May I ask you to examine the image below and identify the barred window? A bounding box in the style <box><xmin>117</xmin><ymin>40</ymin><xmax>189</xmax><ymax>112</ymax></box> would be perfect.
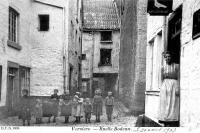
<box><xmin>9</xmin><ymin>7</ymin><xmax>19</xmax><ymax>43</ymax></box>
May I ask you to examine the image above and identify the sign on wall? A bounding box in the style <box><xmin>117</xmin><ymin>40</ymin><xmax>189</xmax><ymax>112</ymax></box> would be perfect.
<box><xmin>147</xmin><ymin>0</ymin><xmax>173</xmax><ymax>15</ymax></box>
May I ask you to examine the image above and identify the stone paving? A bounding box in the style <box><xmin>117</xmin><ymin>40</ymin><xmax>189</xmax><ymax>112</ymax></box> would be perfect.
<box><xmin>0</xmin><ymin>101</ymin><xmax>137</xmax><ymax>127</ymax></box>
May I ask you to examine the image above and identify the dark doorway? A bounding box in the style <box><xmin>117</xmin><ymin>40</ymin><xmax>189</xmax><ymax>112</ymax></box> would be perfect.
<box><xmin>167</xmin><ymin>5</ymin><xmax>182</xmax><ymax>127</ymax></box>
<box><xmin>168</xmin><ymin>5</ymin><xmax>182</xmax><ymax>64</ymax></box>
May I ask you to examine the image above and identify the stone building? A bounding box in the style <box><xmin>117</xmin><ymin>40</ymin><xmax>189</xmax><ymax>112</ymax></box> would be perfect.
<box><xmin>81</xmin><ymin>0</ymin><xmax>120</xmax><ymax>97</ymax></box>
<box><xmin>0</xmin><ymin>0</ymin><xmax>82</xmax><ymax>118</ymax></box>
<box><xmin>114</xmin><ymin>0</ymin><xmax>147</xmax><ymax>115</ymax></box>
<box><xmin>146</xmin><ymin>0</ymin><xmax>200</xmax><ymax>128</ymax></box>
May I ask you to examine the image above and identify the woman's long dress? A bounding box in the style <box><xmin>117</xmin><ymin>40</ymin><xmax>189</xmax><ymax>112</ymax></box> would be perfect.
<box><xmin>159</xmin><ymin>63</ymin><xmax>179</xmax><ymax>122</ymax></box>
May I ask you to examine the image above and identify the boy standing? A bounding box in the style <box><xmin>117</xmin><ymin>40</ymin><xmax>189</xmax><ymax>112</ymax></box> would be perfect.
<box><xmin>60</xmin><ymin>90</ymin><xmax>71</xmax><ymax>123</ymax></box>
<box><xmin>83</xmin><ymin>98</ymin><xmax>92</xmax><ymax>123</ymax></box>
<box><xmin>19</xmin><ymin>89</ymin><xmax>31</xmax><ymax>126</ymax></box>
<box><xmin>34</xmin><ymin>99</ymin><xmax>43</xmax><ymax>124</ymax></box>
<box><xmin>93</xmin><ymin>89</ymin><xmax>103</xmax><ymax>122</ymax></box>
<box><xmin>105</xmin><ymin>91</ymin><xmax>114</xmax><ymax>122</ymax></box>
<box><xmin>49</xmin><ymin>89</ymin><xmax>59</xmax><ymax>123</ymax></box>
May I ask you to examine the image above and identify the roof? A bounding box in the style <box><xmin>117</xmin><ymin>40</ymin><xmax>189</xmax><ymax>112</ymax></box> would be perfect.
<box><xmin>83</xmin><ymin>0</ymin><xmax>120</xmax><ymax>30</ymax></box>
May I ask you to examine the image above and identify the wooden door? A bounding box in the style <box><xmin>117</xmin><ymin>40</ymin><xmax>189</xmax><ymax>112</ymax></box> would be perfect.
<box><xmin>7</xmin><ymin>67</ymin><xmax>19</xmax><ymax>116</ymax></box>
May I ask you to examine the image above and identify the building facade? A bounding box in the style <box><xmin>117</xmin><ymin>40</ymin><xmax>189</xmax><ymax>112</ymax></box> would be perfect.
<box><xmin>81</xmin><ymin>0</ymin><xmax>120</xmax><ymax>98</ymax></box>
<box><xmin>0</xmin><ymin>0</ymin><xmax>82</xmax><ymax>118</ymax></box>
<box><xmin>114</xmin><ymin>0</ymin><xmax>147</xmax><ymax>115</ymax></box>
<box><xmin>146</xmin><ymin>0</ymin><xmax>200</xmax><ymax>128</ymax></box>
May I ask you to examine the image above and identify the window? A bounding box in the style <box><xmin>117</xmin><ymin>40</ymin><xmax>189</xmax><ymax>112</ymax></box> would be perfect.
<box><xmin>147</xmin><ymin>34</ymin><xmax>163</xmax><ymax>91</ymax></box>
<box><xmin>8</xmin><ymin>7</ymin><xmax>21</xmax><ymax>50</ymax></box>
<box><xmin>99</xmin><ymin>49</ymin><xmax>112</xmax><ymax>66</ymax></box>
<box><xmin>100</xmin><ymin>31</ymin><xmax>112</xmax><ymax>42</ymax></box>
<box><xmin>193</xmin><ymin>9</ymin><xmax>200</xmax><ymax>39</ymax></box>
<box><xmin>39</xmin><ymin>15</ymin><xmax>49</xmax><ymax>31</ymax></box>
<box><xmin>19</xmin><ymin>67</ymin><xmax>30</xmax><ymax>96</ymax></box>
<box><xmin>9</xmin><ymin>7</ymin><xmax>19</xmax><ymax>43</ymax></box>
<box><xmin>81</xmin><ymin>54</ymin><xmax>86</xmax><ymax>60</ymax></box>
<box><xmin>0</xmin><ymin>66</ymin><xmax>2</xmax><ymax>100</ymax></box>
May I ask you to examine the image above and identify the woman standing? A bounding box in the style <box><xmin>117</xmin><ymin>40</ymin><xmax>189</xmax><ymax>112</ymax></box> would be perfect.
<box><xmin>159</xmin><ymin>51</ymin><xmax>180</xmax><ymax>127</ymax></box>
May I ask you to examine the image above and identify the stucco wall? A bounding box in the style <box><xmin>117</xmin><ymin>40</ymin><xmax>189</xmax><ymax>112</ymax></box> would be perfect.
<box><xmin>0</xmin><ymin>0</ymin><xmax>32</xmax><ymax>107</ymax></box>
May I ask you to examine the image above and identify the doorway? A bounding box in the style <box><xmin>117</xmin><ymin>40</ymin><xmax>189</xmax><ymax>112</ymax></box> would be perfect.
<box><xmin>7</xmin><ymin>62</ymin><xmax>20</xmax><ymax>116</ymax></box>
<box><xmin>167</xmin><ymin>5</ymin><xmax>182</xmax><ymax>126</ymax></box>
<box><xmin>168</xmin><ymin>5</ymin><xmax>182</xmax><ymax>64</ymax></box>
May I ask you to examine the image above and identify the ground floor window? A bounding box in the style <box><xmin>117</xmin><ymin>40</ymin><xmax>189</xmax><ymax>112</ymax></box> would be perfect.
<box><xmin>19</xmin><ymin>66</ymin><xmax>30</xmax><ymax>96</ymax></box>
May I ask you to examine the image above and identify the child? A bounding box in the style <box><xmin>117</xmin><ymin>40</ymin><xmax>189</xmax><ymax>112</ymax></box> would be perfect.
<box><xmin>19</xmin><ymin>89</ymin><xmax>31</xmax><ymax>126</ymax></box>
<box><xmin>34</xmin><ymin>99</ymin><xmax>43</xmax><ymax>124</ymax></box>
<box><xmin>60</xmin><ymin>90</ymin><xmax>71</xmax><ymax>123</ymax></box>
<box><xmin>72</xmin><ymin>92</ymin><xmax>83</xmax><ymax>123</ymax></box>
<box><xmin>51</xmin><ymin>89</ymin><xmax>60</xmax><ymax>100</ymax></box>
<box><xmin>93</xmin><ymin>89</ymin><xmax>103</xmax><ymax>122</ymax></box>
<box><xmin>105</xmin><ymin>91</ymin><xmax>114</xmax><ymax>122</ymax></box>
<box><xmin>49</xmin><ymin>89</ymin><xmax>59</xmax><ymax>123</ymax></box>
<box><xmin>83</xmin><ymin>98</ymin><xmax>92</xmax><ymax>123</ymax></box>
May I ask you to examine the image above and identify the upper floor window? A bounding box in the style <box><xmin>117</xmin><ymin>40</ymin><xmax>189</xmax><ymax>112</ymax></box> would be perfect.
<box><xmin>8</xmin><ymin>7</ymin><xmax>21</xmax><ymax>50</ymax></box>
<box><xmin>193</xmin><ymin>9</ymin><xmax>200</xmax><ymax>39</ymax></box>
<box><xmin>39</xmin><ymin>15</ymin><xmax>49</xmax><ymax>31</ymax></box>
<box><xmin>100</xmin><ymin>31</ymin><xmax>112</xmax><ymax>42</ymax></box>
<box><xmin>81</xmin><ymin>54</ymin><xmax>86</xmax><ymax>60</ymax></box>
<box><xmin>9</xmin><ymin>7</ymin><xmax>19</xmax><ymax>43</ymax></box>
<box><xmin>99</xmin><ymin>49</ymin><xmax>112</xmax><ymax>66</ymax></box>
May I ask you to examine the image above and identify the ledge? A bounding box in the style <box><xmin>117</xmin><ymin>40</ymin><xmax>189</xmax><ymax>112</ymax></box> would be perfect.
<box><xmin>98</xmin><ymin>63</ymin><xmax>112</xmax><ymax>67</ymax></box>
<box><xmin>7</xmin><ymin>40</ymin><xmax>22</xmax><ymax>50</ymax></box>
<box><xmin>145</xmin><ymin>90</ymin><xmax>160</xmax><ymax>96</ymax></box>
<box><xmin>100</xmin><ymin>40</ymin><xmax>113</xmax><ymax>44</ymax></box>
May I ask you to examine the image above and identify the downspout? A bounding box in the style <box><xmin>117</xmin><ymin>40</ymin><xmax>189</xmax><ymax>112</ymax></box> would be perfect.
<box><xmin>89</xmin><ymin>31</ymin><xmax>95</xmax><ymax>98</ymax></box>
<box><xmin>63</xmin><ymin>7</ymin><xmax>67</xmax><ymax>93</ymax></box>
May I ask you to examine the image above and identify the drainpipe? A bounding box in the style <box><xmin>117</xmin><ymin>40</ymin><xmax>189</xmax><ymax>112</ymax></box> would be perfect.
<box><xmin>89</xmin><ymin>31</ymin><xmax>95</xmax><ymax>98</ymax></box>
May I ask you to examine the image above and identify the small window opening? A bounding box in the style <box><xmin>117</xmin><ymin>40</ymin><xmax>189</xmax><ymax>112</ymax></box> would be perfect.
<box><xmin>39</xmin><ymin>15</ymin><xmax>49</xmax><ymax>31</ymax></box>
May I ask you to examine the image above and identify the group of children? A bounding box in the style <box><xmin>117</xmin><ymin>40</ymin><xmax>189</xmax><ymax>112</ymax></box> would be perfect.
<box><xmin>19</xmin><ymin>88</ymin><xmax>114</xmax><ymax>126</ymax></box>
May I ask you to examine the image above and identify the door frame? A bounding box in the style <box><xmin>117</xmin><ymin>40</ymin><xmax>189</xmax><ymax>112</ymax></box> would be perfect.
<box><xmin>6</xmin><ymin>61</ymin><xmax>19</xmax><ymax>116</ymax></box>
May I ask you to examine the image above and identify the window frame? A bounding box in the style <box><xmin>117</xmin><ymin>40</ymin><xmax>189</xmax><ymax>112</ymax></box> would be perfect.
<box><xmin>99</xmin><ymin>49</ymin><xmax>112</xmax><ymax>66</ymax></box>
<box><xmin>19</xmin><ymin>66</ymin><xmax>30</xmax><ymax>97</ymax></box>
<box><xmin>8</xmin><ymin>7</ymin><xmax>21</xmax><ymax>50</ymax></box>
